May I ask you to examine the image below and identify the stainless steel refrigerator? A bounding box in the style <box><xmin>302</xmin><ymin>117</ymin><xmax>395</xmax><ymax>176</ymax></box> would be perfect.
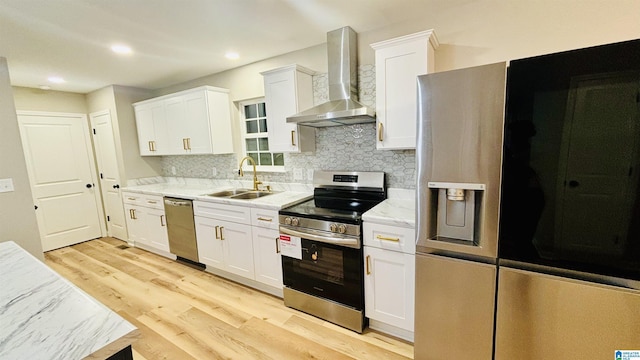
<box><xmin>415</xmin><ymin>40</ymin><xmax>640</xmax><ymax>360</ymax></box>
<box><xmin>414</xmin><ymin>62</ymin><xmax>506</xmax><ymax>360</ymax></box>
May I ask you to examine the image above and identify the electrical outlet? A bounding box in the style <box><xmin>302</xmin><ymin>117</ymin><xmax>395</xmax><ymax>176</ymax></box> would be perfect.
<box><xmin>212</xmin><ymin>167</ymin><xmax>217</xmax><ymax>177</ymax></box>
<box><xmin>293</xmin><ymin>168</ymin><xmax>303</xmax><ymax>181</ymax></box>
<box><xmin>307</xmin><ymin>169</ymin><xmax>314</xmax><ymax>181</ymax></box>
<box><xmin>0</xmin><ymin>178</ymin><xmax>15</xmax><ymax>193</ymax></box>
<box><xmin>171</xmin><ymin>166</ymin><xmax>176</xmax><ymax>175</ymax></box>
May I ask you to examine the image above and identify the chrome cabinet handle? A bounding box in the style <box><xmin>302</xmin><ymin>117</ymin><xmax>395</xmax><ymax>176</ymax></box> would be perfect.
<box><xmin>376</xmin><ymin>234</ymin><xmax>400</xmax><ymax>242</ymax></box>
<box><xmin>257</xmin><ymin>217</ymin><xmax>273</xmax><ymax>222</ymax></box>
<box><xmin>378</xmin><ymin>122</ymin><xmax>384</xmax><ymax>142</ymax></box>
<box><xmin>160</xmin><ymin>215</ymin><xmax>165</xmax><ymax>226</ymax></box>
<box><xmin>148</xmin><ymin>141</ymin><xmax>153</xmax><ymax>151</ymax></box>
<box><xmin>215</xmin><ymin>225</ymin><xmax>220</xmax><ymax>240</ymax></box>
<box><xmin>291</xmin><ymin>130</ymin><xmax>296</xmax><ymax>146</ymax></box>
<box><xmin>187</xmin><ymin>138</ymin><xmax>191</xmax><ymax>150</ymax></box>
<box><xmin>220</xmin><ymin>226</ymin><xmax>225</xmax><ymax>240</ymax></box>
<box><xmin>275</xmin><ymin>237</ymin><xmax>281</xmax><ymax>254</ymax></box>
<box><xmin>366</xmin><ymin>255</ymin><xmax>371</xmax><ymax>275</ymax></box>
<box><xmin>131</xmin><ymin>209</ymin><xmax>137</xmax><ymax>220</ymax></box>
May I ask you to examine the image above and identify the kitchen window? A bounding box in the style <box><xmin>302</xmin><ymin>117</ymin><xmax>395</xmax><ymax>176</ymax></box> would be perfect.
<box><xmin>240</xmin><ymin>99</ymin><xmax>284</xmax><ymax>171</ymax></box>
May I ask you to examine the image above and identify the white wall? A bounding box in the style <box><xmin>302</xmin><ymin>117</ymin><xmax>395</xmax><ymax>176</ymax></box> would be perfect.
<box><xmin>0</xmin><ymin>58</ymin><xmax>43</xmax><ymax>260</ymax></box>
<box><xmin>153</xmin><ymin>1</ymin><xmax>640</xmax><ymax>102</ymax></box>
<box><xmin>12</xmin><ymin>86</ymin><xmax>88</xmax><ymax>113</ymax></box>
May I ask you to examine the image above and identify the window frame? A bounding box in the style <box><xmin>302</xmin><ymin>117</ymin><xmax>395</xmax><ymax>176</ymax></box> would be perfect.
<box><xmin>238</xmin><ymin>98</ymin><xmax>285</xmax><ymax>173</ymax></box>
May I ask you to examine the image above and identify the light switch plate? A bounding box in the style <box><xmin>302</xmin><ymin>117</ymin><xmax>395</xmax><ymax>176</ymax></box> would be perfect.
<box><xmin>307</xmin><ymin>169</ymin><xmax>314</xmax><ymax>180</ymax></box>
<box><xmin>293</xmin><ymin>168</ymin><xmax>303</xmax><ymax>181</ymax></box>
<box><xmin>0</xmin><ymin>178</ymin><xmax>15</xmax><ymax>193</ymax></box>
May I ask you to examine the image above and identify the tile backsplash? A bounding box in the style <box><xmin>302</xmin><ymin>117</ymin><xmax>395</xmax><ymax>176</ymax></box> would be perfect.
<box><xmin>160</xmin><ymin>65</ymin><xmax>416</xmax><ymax>189</ymax></box>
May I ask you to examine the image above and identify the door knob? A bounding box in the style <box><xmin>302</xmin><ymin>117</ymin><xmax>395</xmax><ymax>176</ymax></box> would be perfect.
<box><xmin>113</xmin><ymin>184</ymin><xmax>120</xmax><ymax>189</ymax></box>
<box><xmin>86</xmin><ymin>183</ymin><xmax>93</xmax><ymax>188</ymax></box>
<box><xmin>568</xmin><ymin>180</ymin><xmax>580</xmax><ymax>188</ymax></box>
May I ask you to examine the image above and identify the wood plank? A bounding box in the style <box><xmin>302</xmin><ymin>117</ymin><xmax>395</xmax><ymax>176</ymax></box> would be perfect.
<box><xmin>71</xmin><ymin>241</ymin><xmax>160</xmax><ymax>282</ymax></box>
<box><xmin>43</xmin><ymin>239</ymin><xmax>414</xmax><ymax>359</ymax></box>
<box><xmin>237</xmin><ymin>316</ymin><xmax>355</xmax><ymax>360</ymax></box>
<box><xmin>283</xmin><ymin>315</ymin><xmax>413</xmax><ymax>360</ymax></box>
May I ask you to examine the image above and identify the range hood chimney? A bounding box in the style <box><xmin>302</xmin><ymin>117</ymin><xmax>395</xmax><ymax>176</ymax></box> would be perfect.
<box><xmin>286</xmin><ymin>26</ymin><xmax>375</xmax><ymax>127</ymax></box>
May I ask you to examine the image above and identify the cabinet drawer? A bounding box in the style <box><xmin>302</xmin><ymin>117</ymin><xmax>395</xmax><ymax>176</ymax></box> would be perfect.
<box><xmin>193</xmin><ymin>201</ymin><xmax>251</xmax><ymax>224</ymax></box>
<box><xmin>122</xmin><ymin>192</ymin><xmax>144</xmax><ymax>206</ymax></box>
<box><xmin>363</xmin><ymin>222</ymin><xmax>415</xmax><ymax>254</ymax></box>
<box><xmin>143</xmin><ymin>194</ymin><xmax>164</xmax><ymax>209</ymax></box>
<box><xmin>250</xmin><ymin>208</ymin><xmax>279</xmax><ymax>230</ymax></box>
<box><xmin>122</xmin><ymin>192</ymin><xmax>164</xmax><ymax>209</ymax></box>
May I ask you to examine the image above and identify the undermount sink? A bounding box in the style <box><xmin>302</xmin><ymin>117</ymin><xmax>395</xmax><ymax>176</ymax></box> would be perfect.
<box><xmin>204</xmin><ymin>189</ymin><xmax>278</xmax><ymax>200</ymax></box>
<box><xmin>205</xmin><ymin>189</ymin><xmax>253</xmax><ymax>197</ymax></box>
<box><xmin>229</xmin><ymin>191</ymin><xmax>277</xmax><ymax>200</ymax></box>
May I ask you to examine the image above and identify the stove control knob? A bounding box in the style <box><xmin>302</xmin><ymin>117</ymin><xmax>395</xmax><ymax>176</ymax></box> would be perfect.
<box><xmin>337</xmin><ymin>224</ymin><xmax>347</xmax><ymax>234</ymax></box>
<box><xmin>329</xmin><ymin>223</ymin><xmax>337</xmax><ymax>232</ymax></box>
<box><xmin>284</xmin><ymin>217</ymin><xmax>292</xmax><ymax>225</ymax></box>
<box><xmin>291</xmin><ymin>217</ymin><xmax>300</xmax><ymax>226</ymax></box>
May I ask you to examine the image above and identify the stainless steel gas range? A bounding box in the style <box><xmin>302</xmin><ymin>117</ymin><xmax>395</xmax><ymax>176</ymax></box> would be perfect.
<box><xmin>278</xmin><ymin>171</ymin><xmax>386</xmax><ymax>333</ymax></box>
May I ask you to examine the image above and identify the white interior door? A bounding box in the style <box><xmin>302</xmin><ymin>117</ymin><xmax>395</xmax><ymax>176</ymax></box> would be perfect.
<box><xmin>90</xmin><ymin>110</ymin><xmax>127</xmax><ymax>240</ymax></box>
<box><xmin>18</xmin><ymin>111</ymin><xmax>104</xmax><ymax>251</ymax></box>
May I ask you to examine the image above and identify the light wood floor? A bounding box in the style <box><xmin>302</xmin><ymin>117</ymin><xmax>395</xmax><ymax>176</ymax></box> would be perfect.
<box><xmin>44</xmin><ymin>237</ymin><xmax>413</xmax><ymax>360</ymax></box>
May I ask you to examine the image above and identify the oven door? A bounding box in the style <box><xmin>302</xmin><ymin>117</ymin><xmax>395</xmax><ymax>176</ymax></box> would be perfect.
<box><xmin>281</xmin><ymin>234</ymin><xmax>364</xmax><ymax>310</ymax></box>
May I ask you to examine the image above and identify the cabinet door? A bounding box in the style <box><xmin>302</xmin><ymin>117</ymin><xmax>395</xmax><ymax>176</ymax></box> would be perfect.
<box><xmin>124</xmin><ymin>204</ymin><xmax>150</xmax><ymax>247</ymax></box>
<box><xmin>205</xmin><ymin>90</ymin><xmax>234</xmax><ymax>154</ymax></box>
<box><xmin>373</xmin><ymin>31</ymin><xmax>435</xmax><ymax>150</ymax></box>
<box><xmin>194</xmin><ymin>215</ymin><xmax>224</xmax><ymax>270</ymax></box>
<box><xmin>146</xmin><ymin>208</ymin><xmax>169</xmax><ymax>252</ymax></box>
<box><xmin>218</xmin><ymin>219</ymin><xmax>255</xmax><ymax>279</ymax></box>
<box><xmin>252</xmin><ymin>227</ymin><xmax>282</xmax><ymax>288</ymax></box>
<box><xmin>134</xmin><ymin>102</ymin><xmax>166</xmax><ymax>156</ymax></box>
<box><xmin>364</xmin><ymin>246</ymin><xmax>415</xmax><ymax>331</ymax></box>
<box><xmin>164</xmin><ymin>95</ymin><xmax>190</xmax><ymax>154</ymax></box>
<box><xmin>183</xmin><ymin>91</ymin><xmax>213</xmax><ymax>154</ymax></box>
<box><xmin>263</xmin><ymin>67</ymin><xmax>315</xmax><ymax>153</ymax></box>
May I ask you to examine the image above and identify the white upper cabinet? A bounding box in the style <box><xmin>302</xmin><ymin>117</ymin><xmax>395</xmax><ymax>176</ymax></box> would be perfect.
<box><xmin>133</xmin><ymin>86</ymin><xmax>233</xmax><ymax>156</ymax></box>
<box><xmin>261</xmin><ymin>64</ymin><xmax>316</xmax><ymax>153</ymax></box>
<box><xmin>134</xmin><ymin>100</ymin><xmax>167</xmax><ymax>155</ymax></box>
<box><xmin>371</xmin><ymin>30</ymin><xmax>438</xmax><ymax>150</ymax></box>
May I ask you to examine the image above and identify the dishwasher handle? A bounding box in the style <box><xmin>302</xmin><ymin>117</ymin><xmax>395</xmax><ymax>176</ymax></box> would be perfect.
<box><xmin>164</xmin><ymin>198</ymin><xmax>192</xmax><ymax>207</ymax></box>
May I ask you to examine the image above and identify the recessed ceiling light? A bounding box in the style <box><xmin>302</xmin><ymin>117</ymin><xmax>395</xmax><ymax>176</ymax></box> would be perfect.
<box><xmin>225</xmin><ymin>52</ymin><xmax>239</xmax><ymax>60</ymax></box>
<box><xmin>111</xmin><ymin>44</ymin><xmax>132</xmax><ymax>55</ymax></box>
<box><xmin>47</xmin><ymin>76</ymin><xmax>65</xmax><ymax>84</ymax></box>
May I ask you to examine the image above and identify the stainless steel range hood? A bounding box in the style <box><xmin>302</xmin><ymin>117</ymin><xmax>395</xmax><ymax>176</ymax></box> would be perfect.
<box><xmin>286</xmin><ymin>26</ymin><xmax>375</xmax><ymax>127</ymax></box>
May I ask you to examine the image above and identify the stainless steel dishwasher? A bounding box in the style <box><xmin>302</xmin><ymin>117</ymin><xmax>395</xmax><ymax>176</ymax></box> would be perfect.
<box><xmin>163</xmin><ymin>197</ymin><xmax>200</xmax><ymax>264</ymax></box>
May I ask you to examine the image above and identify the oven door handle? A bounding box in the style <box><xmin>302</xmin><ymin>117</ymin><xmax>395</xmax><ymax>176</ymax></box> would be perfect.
<box><xmin>279</xmin><ymin>226</ymin><xmax>361</xmax><ymax>249</ymax></box>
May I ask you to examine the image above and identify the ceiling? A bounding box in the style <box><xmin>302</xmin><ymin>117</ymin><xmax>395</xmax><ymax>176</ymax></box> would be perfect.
<box><xmin>0</xmin><ymin>0</ymin><xmax>438</xmax><ymax>94</ymax></box>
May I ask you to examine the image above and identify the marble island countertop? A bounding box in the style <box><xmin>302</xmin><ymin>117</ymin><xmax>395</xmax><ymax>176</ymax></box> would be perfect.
<box><xmin>122</xmin><ymin>181</ymin><xmax>313</xmax><ymax>210</ymax></box>
<box><xmin>0</xmin><ymin>241</ymin><xmax>138</xmax><ymax>359</ymax></box>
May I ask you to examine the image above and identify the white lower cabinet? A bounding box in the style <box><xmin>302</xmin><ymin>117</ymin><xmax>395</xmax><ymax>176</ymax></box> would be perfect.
<box><xmin>364</xmin><ymin>246</ymin><xmax>415</xmax><ymax>331</ymax></box>
<box><xmin>122</xmin><ymin>192</ymin><xmax>170</xmax><ymax>256</ymax></box>
<box><xmin>194</xmin><ymin>202</ymin><xmax>283</xmax><ymax>295</ymax></box>
<box><xmin>194</xmin><ymin>215</ymin><xmax>254</xmax><ymax>278</ymax></box>
<box><xmin>363</xmin><ymin>221</ymin><xmax>415</xmax><ymax>341</ymax></box>
<box><xmin>252</xmin><ymin>227</ymin><xmax>282</xmax><ymax>288</ymax></box>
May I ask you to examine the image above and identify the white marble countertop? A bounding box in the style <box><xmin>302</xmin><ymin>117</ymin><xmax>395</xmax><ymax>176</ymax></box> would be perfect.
<box><xmin>122</xmin><ymin>182</ymin><xmax>313</xmax><ymax>210</ymax></box>
<box><xmin>0</xmin><ymin>241</ymin><xmax>139</xmax><ymax>360</ymax></box>
<box><xmin>363</xmin><ymin>196</ymin><xmax>415</xmax><ymax>228</ymax></box>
